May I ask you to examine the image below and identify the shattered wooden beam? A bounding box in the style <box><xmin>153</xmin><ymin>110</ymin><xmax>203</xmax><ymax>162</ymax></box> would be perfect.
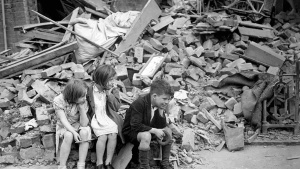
<box><xmin>14</xmin><ymin>21</ymin><xmax>70</xmax><ymax>32</ymax></box>
<box><xmin>0</xmin><ymin>41</ymin><xmax>78</xmax><ymax>78</ymax></box>
<box><xmin>85</xmin><ymin>7</ymin><xmax>108</xmax><ymax>18</ymax></box>
<box><xmin>23</xmin><ymin>30</ymin><xmax>63</xmax><ymax>43</ymax></box>
<box><xmin>62</xmin><ymin>7</ymin><xmax>80</xmax><ymax>43</ymax></box>
<box><xmin>114</xmin><ymin>0</ymin><xmax>162</xmax><ymax>54</ymax></box>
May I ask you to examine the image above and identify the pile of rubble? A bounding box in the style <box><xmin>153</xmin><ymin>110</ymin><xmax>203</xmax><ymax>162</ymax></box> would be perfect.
<box><xmin>1</xmin><ymin>0</ymin><xmax>300</xmax><ymax>168</ymax></box>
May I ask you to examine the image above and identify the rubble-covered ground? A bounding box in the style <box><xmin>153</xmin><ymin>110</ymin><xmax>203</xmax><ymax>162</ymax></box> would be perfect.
<box><xmin>1</xmin><ymin>0</ymin><xmax>300</xmax><ymax>168</ymax></box>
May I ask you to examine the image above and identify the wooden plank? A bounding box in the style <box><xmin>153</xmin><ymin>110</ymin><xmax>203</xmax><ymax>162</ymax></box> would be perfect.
<box><xmin>238</xmin><ymin>21</ymin><xmax>273</xmax><ymax>29</ymax></box>
<box><xmin>112</xmin><ymin>143</ymin><xmax>134</xmax><ymax>169</ymax></box>
<box><xmin>85</xmin><ymin>7</ymin><xmax>108</xmax><ymax>18</ymax></box>
<box><xmin>114</xmin><ymin>0</ymin><xmax>162</xmax><ymax>54</ymax></box>
<box><xmin>238</xmin><ymin>27</ymin><xmax>274</xmax><ymax>39</ymax></box>
<box><xmin>14</xmin><ymin>21</ymin><xmax>70</xmax><ymax>32</ymax></box>
<box><xmin>0</xmin><ymin>41</ymin><xmax>78</xmax><ymax>78</ymax></box>
<box><xmin>62</xmin><ymin>8</ymin><xmax>80</xmax><ymax>43</ymax></box>
<box><xmin>23</xmin><ymin>30</ymin><xmax>63</xmax><ymax>42</ymax></box>
<box><xmin>84</xmin><ymin>0</ymin><xmax>108</xmax><ymax>11</ymax></box>
<box><xmin>15</xmin><ymin>42</ymin><xmax>38</xmax><ymax>49</ymax></box>
<box><xmin>0</xmin><ymin>55</ymin><xmax>16</xmax><ymax>61</ymax></box>
<box><xmin>0</xmin><ymin>49</ymin><xmax>11</xmax><ymax>55</ymax></box>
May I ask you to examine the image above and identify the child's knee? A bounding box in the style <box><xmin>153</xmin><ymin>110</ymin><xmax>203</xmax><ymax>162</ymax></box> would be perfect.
<box><xmin>97</xmin><ymin>135</ymin><xmax>108</xmax><ymax>142</ymax></box>
<box><xmin>79</xmin><ymin>127</ymin><xmax>91</xmax><ymax>138</ymax></box>
<box><xmin>63</xmin><ymin>131</ymin><xmax>74</xmax><ymax>143</ymax></box>
<box><xmin>108</xmin><ymin>133</ymin><xmax>117</xmax><ymax>140</ymax></box>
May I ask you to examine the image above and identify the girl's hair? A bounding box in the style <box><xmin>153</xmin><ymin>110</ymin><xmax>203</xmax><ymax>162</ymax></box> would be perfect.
<box><xmin>62</xmin><ymin>79</ymin><xmax>87</xmax><ymax>104</ymax></box>
<box><xmin>92</xmin><ymin>65</ymin><xmax>116</xmax><ymax>89</ymax></box>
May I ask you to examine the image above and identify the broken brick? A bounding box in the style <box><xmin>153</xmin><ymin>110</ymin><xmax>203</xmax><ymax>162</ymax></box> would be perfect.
<box><xmin>60</xmin><ymin>62</ymin><xmax>76</xmax><ymax>70</ymax></box>
<box><xmin>169</xmin><ymin>68</ymin><xmax>184</xmax><ymax>79</ymax></box>
<box><xmin>10</xmin><ymin>122</ymin><xmax>26</xmax><ymax>134</ymax></box>
<box><xmin>35</xmin><ymin>106</ymin><xmax>50</xmax><ymax>125</ymax></box>
<box><xmin>0</xmin><ymin>89</ymin><xmax>15</xmax><ymax>101</ymax></box>
<box><xmin>31</xmin><ymin>80</ymin><xmax>49</xmax><ymax>94</ymax></box>
<box><xmin>237</xmin><ymin>63</ymin><xmax>253</xmax><ymax>72</ymax></box>
<box><xmin>72</xmin><ymin>64</ymin><xmax>85</xmax><ymax>79</ymax></box>
<box><xmin>42</xmin><ymin>134</ymin><xmax>55</xmax><ymax>149</ymax></box>
<box><xmin>115</xmin><ymin>65</ymin><xmax>128</xmax><ymax>80</ymax></box>
<box><xmin>16</xmin><ymin>135</ymin><xmax>41</xmax><ymax>148</ymax></box>
<box><xmin>149</xmin><ymin>38</ymin><xmax>164</xmax><ymax>51</ymax></box>
<box><xmin>134</xmin><ymin>46</ymin><xmax>144</xmax><ymax>63</ymax></box>
<box><xmin>143</xmin><ymin>41</ymin><xmax>159</xmax><ymax>54</ymax></box>
<box><xmin>233</xmin><ymin>102</ymin><xmax>243</xmax><ymax>116</ymax></box>
<box><xmin>173</xmin><ymin>17</ymin><xmax>188</xmax><ymax>28</ymax></box>
<box><xmin>21</xmin><ymin>76</ymin><xmax>35</xmax><ymax>87</ymax></box>
<box><xmin>39</xmin><ymin>125</ymin><xmax>54</xmax><ymax>133</ymax></box>
<box><xmin>0</xmin><ymin>155</ymin><xmax>16</xmax><ymax>164</ymax></box>
<box><xmin>211</xmin><ymin>94</ymin><xmax>225</xmax><ymax>108</ymax></box>
<box><xmin>0</xmin><ymin>98</ymin><xmax>10</xmax><ymax>108</ymax></box>
<box><xmin>167</xmin><ymin>25</ymin><xmax>177</xmax><ymax>35</ymax></box>
<box><xmin>41</xmin><ymin>65</ymin><xmax>62</xmax><ymax>78</ymax></box>
<box><xmin>258</xmin><ymin>65</ymin><xmax>267</xmax><ymax>72</ymax></box>
<box><xmin>203</xmin><ymin>39</ymin><xmax>213</xmax><ymax>50</ymax></box>
<box><xmin>132</xmin><ymin>73</ymin><xmax>142</xmax><ymax>86</ymax></box>
<box><xmin>219</xmin><ymin>67</ymin><xmax>238</xmax><ymax>76</ymax></box>
<box><xmin>196</xmin><ymin>111</ymin><xmax>209</xmax><ymax>124</ymax></box>
<box><xmin>19</xmin><ymin>106</ymin><xmax>32</xmax><ymax>118</ymax></box>
<box><xmin>225</xmin><ymin>97</ymin><xmax>238</xmax><ymax>110</ymax></box>
<box><xmin>233</xmin><ymin>33</ymin><xmax>241</xmax><ymax>42</ymax></box>
<box><xmin>19</xmin><ymin>147</ymin><xmax>44</xmax><ymax>160</ymax></box>
<box><xmin>168</xmin><ymin>80</ymin><xmax>181</xmax><ymax>91</ymax></box>
<box><xmin>267</xmin><ymin>66</ymin><xmax>280</xmax><ymax>75</ymax></box>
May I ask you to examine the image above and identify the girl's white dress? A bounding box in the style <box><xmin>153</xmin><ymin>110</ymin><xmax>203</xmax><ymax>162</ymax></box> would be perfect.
<box><xmin>91</xmin><ymin>85</ymin><xmax>118</xmax><ymax>136</ymax></box>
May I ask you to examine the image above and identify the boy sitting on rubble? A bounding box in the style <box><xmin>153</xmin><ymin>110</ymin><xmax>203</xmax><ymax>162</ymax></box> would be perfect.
<box><xmin>53</xmin><ymin>79</ymin><xmax>91</xmax><ymax>169</ymax></box>
<box><xmin>122</xmin><ymin>78</ymin><xmax>174</xmax><ymax>169</ymax></box>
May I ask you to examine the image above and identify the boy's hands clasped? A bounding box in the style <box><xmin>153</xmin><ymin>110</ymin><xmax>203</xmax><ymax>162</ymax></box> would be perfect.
<box><xmin>154</xmin><ymin>128</ymin><xmax>165</xmax><ymax>140</ymax></box>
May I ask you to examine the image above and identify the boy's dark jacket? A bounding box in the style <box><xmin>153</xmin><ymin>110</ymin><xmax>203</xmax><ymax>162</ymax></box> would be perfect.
<box><xmin>86</xmin><ymin>82</ymin><xmax>125</xmax><ymax>144</ymax></box>
<box><xmin>122</xmin><ymin>93</ymin><xmax>167</xmax><ymax>139</ymax></box>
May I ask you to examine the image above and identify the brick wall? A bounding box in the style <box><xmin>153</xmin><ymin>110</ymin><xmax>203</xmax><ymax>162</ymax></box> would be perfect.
<box><xmin>0</xmin><ymin>0</ymin><xmax>38</xmax><ymax>52</ymax></box>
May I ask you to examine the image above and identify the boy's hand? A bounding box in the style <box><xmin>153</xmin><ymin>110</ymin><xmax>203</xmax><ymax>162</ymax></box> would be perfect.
<box><xmin>154</xmin><ymin>129</ymin><xmax>165</xmax><ymax>140</ymax></box>
<box><xmin>72</xmin><ymin>131</ymin><xmax>81</xmax><ymax>142</ymax></box>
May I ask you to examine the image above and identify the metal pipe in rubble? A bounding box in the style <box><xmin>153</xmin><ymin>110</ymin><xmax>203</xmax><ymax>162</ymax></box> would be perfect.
<box><xmin>1</xmin><ymin>0</ymin><xmax>7</xmax><ymax>50</ymax></box>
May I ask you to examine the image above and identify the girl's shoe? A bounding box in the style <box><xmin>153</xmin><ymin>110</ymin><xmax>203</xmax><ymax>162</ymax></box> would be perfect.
<box><xmin>77</xmin><ymin>162</ymin><xmax>85</xmax><ymax>169</ymax></box>
<box><xmin>105</xmin><ymin>163</ymin><xmax>114</xmax><ymax>169</ymax></box>
<box><xmin>96</xmin><ymin>164</ymin><xmax>106</xmax><ymax>169</ymax></box>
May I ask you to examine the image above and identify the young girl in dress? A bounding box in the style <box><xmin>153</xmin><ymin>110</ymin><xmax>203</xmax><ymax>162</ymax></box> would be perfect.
<box><xmin>53</xmin><ymin>79</ymin><xmax>91</xmax><ymax>169</ymax></box>
<box><xmin>87</xmin><ymin>65</ymin><xmax>124</xmax><ymax>169</ymax></box>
